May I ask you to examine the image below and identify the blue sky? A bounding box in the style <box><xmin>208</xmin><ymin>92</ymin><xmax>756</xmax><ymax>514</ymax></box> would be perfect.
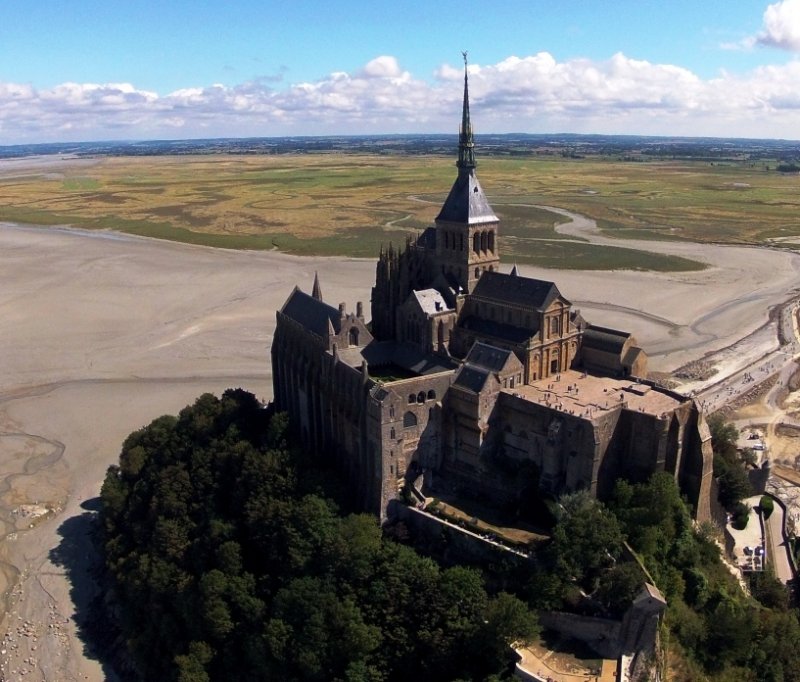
<box><xmin>2</xmin><ymin>0</ymin><xmax>800</xmax><ymax>143</ymax></box>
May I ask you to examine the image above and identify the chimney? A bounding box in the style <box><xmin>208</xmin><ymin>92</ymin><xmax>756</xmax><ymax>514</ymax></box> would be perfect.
<box><xmin>338</xmin><ymin>303</ymin><xmax>346</xmax><ymax>319</ymax></box>
<box><xmin>356</xmin><ymin>301</ymin><xmax>363</xmax><ymax>319</ymax></box>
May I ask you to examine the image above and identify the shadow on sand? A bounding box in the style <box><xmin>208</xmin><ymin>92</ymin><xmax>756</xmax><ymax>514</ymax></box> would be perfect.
<box><xmin>48</xmin><ymin>497</ymin><xmax>122</xmax><ymax>681</ymax></box>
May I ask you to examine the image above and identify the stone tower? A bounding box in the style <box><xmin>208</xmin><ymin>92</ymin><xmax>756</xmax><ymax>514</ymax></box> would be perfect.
<box><xmin>434</xmin><ymin>53</ymin><xmax>499</xmax><ymax>294</ymax></box>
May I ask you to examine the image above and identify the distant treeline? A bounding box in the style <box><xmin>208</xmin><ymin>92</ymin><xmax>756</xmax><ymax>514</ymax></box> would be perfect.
<box><xmin>4</xmin><ymin>133</ymin><xmax>800</xmax><ymax>161</ymax></box>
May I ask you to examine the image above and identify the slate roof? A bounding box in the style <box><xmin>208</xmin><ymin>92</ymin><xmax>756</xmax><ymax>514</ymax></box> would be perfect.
<box><xmin>465</xmin><ymin>342</ymin><xmax>514</xmax><ymax>372</ymax></box>
<box><xmin>582</xmin><ymin>324</ymin><xmax>630</xmax><ymax>354</ymax></box>
<box><xmin>453</xmin><ymin>364</ymin><xmax>491</xmax><ymax>393</ymax></box>
<box><xmin>459</xmin><ymin>315</ymin><xmax>536</xmax><ymax>344</ymax></box>
<box><xmin>472</xmin><ymin>271</ymin><xmax>563</xmax><ymax>310</ymax></box>
<box><xmin>280</xmin><ymin>287</ymin><xmax>341</xmax><ymax>337</ymax></box>
<box><xmin>417</xmin><ymin>227</ymin><xmax>436</xmax><ymax>249</ymax></box>
<box><xmin>435</xmin><ymin>170</ymin><xmax>498</xmax><ymax>225</ymax></box>
<box><xmin>338</xmin><ymin>341</ymin><xmax>456</xmax><ymax>376</ymax></box>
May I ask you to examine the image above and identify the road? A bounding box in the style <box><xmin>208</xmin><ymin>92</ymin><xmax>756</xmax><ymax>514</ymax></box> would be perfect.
<box><xmin>764</xmin><ymin>500</ymin><xmax>795</xmax><ymax>585</ymax></box>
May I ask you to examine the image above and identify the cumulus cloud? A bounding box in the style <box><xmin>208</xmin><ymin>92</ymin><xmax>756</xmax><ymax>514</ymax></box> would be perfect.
<box><xmin>3</xmin><ymin>52</ymin><xmax>800</xmax><ymax>142</ymax></box>
<box><xmin>757</xmin><ymin>0</ymin><xmax>800</xmax><ymax>50</ymax></box>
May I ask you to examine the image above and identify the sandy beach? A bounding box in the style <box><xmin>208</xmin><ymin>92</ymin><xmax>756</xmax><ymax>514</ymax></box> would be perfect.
<box><xmin>1</xmin><ymin>216</ymin><xmax>799</xmax><ymax>680</ymax></box>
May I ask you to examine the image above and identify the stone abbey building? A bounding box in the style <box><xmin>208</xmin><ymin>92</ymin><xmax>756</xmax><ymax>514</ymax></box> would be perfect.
<box><xmin>272</xmin><ymin>62</ymin><xmax>713</xmax><ymax>523</ymax></box>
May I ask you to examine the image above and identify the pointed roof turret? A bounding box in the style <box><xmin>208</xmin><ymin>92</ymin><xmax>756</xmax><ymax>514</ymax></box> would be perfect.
<box><xmin>312</xmin><ymin>271</ymin><xmax>323</xmax><ymax>301</ymax></box>
<box><xmin>457</xmin><ymin>51</ymin><xmax>476</xmax><ymax>171</ymax></box>
<box><xmin>435</xmin><ymin>52</ymin><xmax>497</xmax><ymax>226</ymax></box>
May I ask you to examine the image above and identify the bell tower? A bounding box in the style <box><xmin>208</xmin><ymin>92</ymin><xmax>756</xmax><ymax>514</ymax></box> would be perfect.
<box><xmin>434</xmin><ymin>52</ymin><xmax>500</xmax><ymax>294</ymax></box>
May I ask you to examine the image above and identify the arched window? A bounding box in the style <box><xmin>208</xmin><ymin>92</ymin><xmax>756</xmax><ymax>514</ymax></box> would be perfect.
<box><xmin>481</xmin><ymin>231</ymin><xmax>488</xmax><ymax>252</ymax></box>
<box><xmin>417</xmin><ymin>391</ymin><xmax>426</xmax><ymax>403</ymax></box>
<box><xmin>427</xmin><ymin>389</ymin><xmax>436</xmax><ymax>400</ymax></box>
<box><xmin>488</xmin><ymin>265</ymin><xmax>494</xmax><ymax>272</ymax></box>
<box><xmin>474</xmin><ymin>266</ymin><xmax>480</xmax><ymax>279</ymax></box>
<box><xmin>488</xmin><ymin>231</ymin><xmax>495</xmax><ymax>253</ymax></box>
<box><xmin>390</xmin><ymin>427</ymin><xmax>396</xmax><ymax>439</ymax></box>
<box><xmin>349</xmin><ymin>327</ymin><xmax>359</xmax><ymax>346</ymax></box>
<box><xmin>408</xmin><ymin>394</ymin><xmax>415</xmax><ymax>404</ymax></box>
<box><xmin>403</xmin><ymin>411</ymin><xmax>418</xmax><ymax>428</ymax></box>
<box><xmin>473</xmin><ymin>233</ymin><xmax>480</xmax><ymax>253</ymax></box>
<box><xmin>389</xmin><ymin>406</ymin><xmax>395</xmax><ymax>418</ymax></box>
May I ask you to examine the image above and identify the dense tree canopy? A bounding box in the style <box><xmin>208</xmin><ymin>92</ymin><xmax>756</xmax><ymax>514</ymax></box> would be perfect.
<box><xmin>99</xmin><ymin>390</ymin><xmax>538</xmax><ymax>681</ymax></box>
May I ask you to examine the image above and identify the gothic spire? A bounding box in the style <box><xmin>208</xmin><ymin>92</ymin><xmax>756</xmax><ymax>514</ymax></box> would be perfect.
<box><xmin>312</xmin><ymin>271</ymin><xmax>323</xmax><ymax>301</ymax></box>
<box><xmin>457</xmin><ymin>51</ymin><xmax>476</xmax><ymax>171</ymax></box>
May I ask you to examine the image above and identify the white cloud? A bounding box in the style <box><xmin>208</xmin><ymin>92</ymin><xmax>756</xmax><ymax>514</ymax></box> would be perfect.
<box><xmin>4</xmin><ymin>52</ymin><xmax>800</xmax><ymax>142</ymax></box>
<box><xmin>757</xmin><ymin>0</ymin><xmax>800</xmax><ymax>50</ymax></box>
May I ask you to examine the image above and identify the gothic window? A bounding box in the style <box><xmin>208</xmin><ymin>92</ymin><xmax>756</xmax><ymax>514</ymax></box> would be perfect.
<box><xmin>390</xmin><ymin>427</ymin><xmax>396</xmax><ymax>439</ymax></box>
<box><xmin>473</xmin><ymin>233</ymin><xmax>480</xmax><ymax>253</ymax></box>
<box><xmin>403</xmin><ymin>411</ymin><xmax>418</xmax><ymax>428</ymax></box>
<box><xmin>349</xmin><ymin>327</ymin><xmax>359</xmax><ymax>346</ymax></box>
<box><xmin>389</xmin><ymin>405</ymin><xmax>395</xmax><ymax>418</ymax></box>
<box><xmin>474</xmin><ymin>266</ymin><xmax>480</xmax><ymax>279</ymax></box>
<box><xmin>481</xmin><ymin>231</ymin><xmax>488</xmax><ymax>251</ymax></box>
<box><xmin>417</xmin><ymin>391</ymin><xmax>426</xmax><ymax>403</ymax></box>
<box><xmin>427</xmin><ymin>389</ymin><xmax>436</xmax><ymax>400</ymax></box>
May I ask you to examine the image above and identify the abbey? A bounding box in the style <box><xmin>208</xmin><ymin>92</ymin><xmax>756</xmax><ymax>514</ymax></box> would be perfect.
<box><xmin>271</xmin><ymin>62</ymin><xmax>713</xmax><ymax>523</ymax></box>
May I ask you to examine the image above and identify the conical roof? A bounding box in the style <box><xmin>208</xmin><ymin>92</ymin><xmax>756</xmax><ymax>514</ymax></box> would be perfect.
<box><xmin>435</xmin><ymin>53</ymin><xmax>497</xmax><ymax>226</ymax></box>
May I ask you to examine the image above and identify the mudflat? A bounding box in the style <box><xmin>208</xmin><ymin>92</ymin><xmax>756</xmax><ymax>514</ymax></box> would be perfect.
<box><xmin>0</xmin><ymin>219</ymin><xmax>798</xmax><ymax>680</ymax></box>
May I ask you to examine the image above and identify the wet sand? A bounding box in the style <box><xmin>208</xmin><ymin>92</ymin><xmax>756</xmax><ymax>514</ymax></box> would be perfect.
<box><xmin>1</xmin><ymin>215</ymin><xmax>799</xmax><ymax>680</ymax></box>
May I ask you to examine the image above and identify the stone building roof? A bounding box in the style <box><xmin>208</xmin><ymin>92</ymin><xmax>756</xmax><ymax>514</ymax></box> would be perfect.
<box><xmin>435</xmin><ymin>171</ymin><xmax>498</xmax><ymax>225</ymax></box>
<box><xmin>412</xmin><ymin>288</ymin><xmax>451</xmax><ymax>315</ymax></box>
<box><xmin>459</xmin><ymin>315</ymin><xmax>536</xmax><ymax>344</ymax></box>
<box><xmin>472</xmin><ymin>271</ymin><xmax>563</xmax><ymax>310</ymax></box>
<box><xmin>465</xmin><ymin>342</ymin><xmax>514</xmax><ymax>372</ymax></box>
<box><xmin>280</xmin><ymin>287</ymin><xmax>341</xmax><ymax>337</ymax></box>
<box><xmin>453</xmin><ymin>364</ymin><xmax>491</xmax><ymax>393</ymax></box>
<box><xmin>583</xmin><ymin>324</ymin><xmax>631</xmax><ymax>354</ymax></box>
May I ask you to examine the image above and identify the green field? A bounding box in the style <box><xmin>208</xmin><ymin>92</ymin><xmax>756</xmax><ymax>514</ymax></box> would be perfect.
<box><xmin>1</xmin><ymin>153</ymin><xmax>798</xmax><ymax>270</ymax></box>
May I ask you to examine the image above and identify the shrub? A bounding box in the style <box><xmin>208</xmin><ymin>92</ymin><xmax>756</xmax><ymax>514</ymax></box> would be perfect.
<box><xmin>760</xmin><ymin>495</ymin><xmax>774</xmax><ymax>519</ymax></box>
<box><xmin>731</xmin><ymin>501</ymin><xmax>750</xmax><ymax>530</ymax></box>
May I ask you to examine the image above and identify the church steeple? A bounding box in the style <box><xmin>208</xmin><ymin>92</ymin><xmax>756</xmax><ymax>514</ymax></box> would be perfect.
<box><xmin>457</xmin><ymin>51</ymin><xmax>476</xmax><ymax>171</ymax></box>
<box><xmin>433</xmin><ymin>52</ymin><xmax>500</xmax><ymax>295</ymax></box>
<box><xmin>312</xmin><ymin>271</ymin><xmax>323</xmax><ymax>301</ymax></box>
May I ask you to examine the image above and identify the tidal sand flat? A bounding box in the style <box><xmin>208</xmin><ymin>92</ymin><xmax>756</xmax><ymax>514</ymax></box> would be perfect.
<box><xmin>0</xmin><ymin>219</ymin><xmax>798</xmax><ymax>679</ymax></box>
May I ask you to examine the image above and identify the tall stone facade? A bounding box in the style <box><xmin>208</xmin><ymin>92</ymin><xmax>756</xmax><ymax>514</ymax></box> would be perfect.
<box><xmin>272</xmin><ymin>60</ymin><xmax>713</xmax><ymax>523</ymax></box>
